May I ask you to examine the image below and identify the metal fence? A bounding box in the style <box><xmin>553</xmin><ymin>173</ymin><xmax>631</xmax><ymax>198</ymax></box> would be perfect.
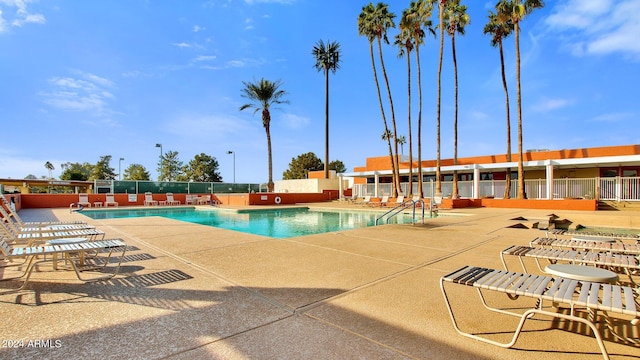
<box><xmin>353</xmin><ymin>177</ymin><xmax>640</xmax><ymax>201</ymax></box>
<box><xmin>93</xmin><ymin>180</ymin><xmax>261</xmax><ymax>194</ymax></box>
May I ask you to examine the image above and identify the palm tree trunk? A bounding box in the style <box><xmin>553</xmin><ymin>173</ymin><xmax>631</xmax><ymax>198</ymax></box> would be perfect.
<box><xmin>500</xmin><ymin>40</ymin><xmax>512</xmax><ymax>199</ymax></box>
<box><xmin>416</xmin><ymin>46</ymin><xmax>424</xmax><ymax>198</ymax></box>
<box><xmin>264</xmin><ymin>110</ymin><xmax>274</xmax><ymax>192</ymax></box>
<box><xmin>435</xmin><ymin>1</ymin><xmax>444</xmax><ymax>198</ymax></box>
<box><xmin>515</xmin><ymin>21</ymin><xmax>525</xmax><ymax>199</ymax></box>
<box><xmin>406</xmin><ymin>47</ymin><xmax>413</xmax><ymax>197</ymax></box>
<box><xmin>377</xmin><ymin>37</ymin><xmax>400</xmax><ymax>197</ymax></box>
<box><xmin>452</xmin><ymin>34</ymin><xmax>459</xmax><ymax>198</ymax></box>
<box><xmin>369</xmin><ymin>41</ymin><xmax>397</xmax><ymax>196</ymax></box>
<box><xmin>324</xmin><ymin>66</ymin><xmax>330</xmax><ymax>179</ymax></box>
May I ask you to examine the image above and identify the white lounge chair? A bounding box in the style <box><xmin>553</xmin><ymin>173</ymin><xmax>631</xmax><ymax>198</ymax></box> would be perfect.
<box><xmin>530</xmin><ymin>237</ymin><xmax>640</xmax><ymax>256</ymax></box>
<box><xmin>1</xmin><ymin>219</ymin><xmax>105</xmax><ymax>246</ymax></box>
<box><xmin>501</xmin><ymin>245</ymin><xmax>640</xmax><ymax>284</ymax></box>
<box><xmin>0</xmin><ymin>237</ymin><xmax>127</xmax><ymax>292</ymax></box>
<box><xmin>441</xmin><ymin>265</ymin><xmax>640</xmax><ymax>359</ymax></box>
<box><xmin>160</xmin><ymin>193</ymin><xmax>180</xmax><ymax>205</ymax></box>
<box><xmin>104</xmin><ymin>193</ymin><xmax>119</xmax><ymax>207</ymax></box>
<box><xmin>0</xmin><ymin>205</ymin><xmax>93</xmax><ymax>232</ymax></box>
<box><xmin>78</xmin><ymin>193</ymin><xmax>91</xmax><ymax>208</ymax></box>
<box><xmin>143</xmin><ymin>192</ymin><xmax>158</xmax><ymax>206</ymax></box>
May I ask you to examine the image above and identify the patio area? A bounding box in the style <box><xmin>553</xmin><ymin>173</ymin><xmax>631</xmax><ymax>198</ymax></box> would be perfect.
<box><xmin>1</xmin><ymin>204</ymin><xmax>639</xmax><ymax>359</ymax></box>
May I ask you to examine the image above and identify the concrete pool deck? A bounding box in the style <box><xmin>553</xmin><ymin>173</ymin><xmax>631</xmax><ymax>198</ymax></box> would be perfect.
<box><xmin>1</xmin><ymin>203</ymin><xmax>639</xmax><ymax>359</ymax></box>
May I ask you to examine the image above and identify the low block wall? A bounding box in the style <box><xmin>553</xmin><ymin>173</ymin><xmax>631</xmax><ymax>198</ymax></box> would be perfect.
<box><xmin>439</xmin><ymin>198</ymin><xmax>597</xmax><ymax>211</ymax></box>
<box><xmin>249</xmin><ymin>192</ymin><xmax>336</xmax><ymax>205</ymax></box>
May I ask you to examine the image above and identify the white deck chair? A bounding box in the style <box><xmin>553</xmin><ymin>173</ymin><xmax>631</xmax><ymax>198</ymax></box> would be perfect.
<box><xmin>1</xmin><ymin>219</ymin><xmax>105</xmax><ymax>245</ymax></box>
<box><xmin>0</xmin><ymin>205</ymin><xmax>93</xmax><ymax>232</ymax></box>
<box><xmin>0</xmin><ymin>196</ymin><xmax>86</xmax><ymax>227</ymax></box>
<box><xmin>143</xmin><ymin>192</ymin><xmax>158</xmax><ymax>206</ymax></box>
<box><xmin>500</xmin><ymin>245</ymin><xmax>640</xmax><ymax>284</ymax></box>
<box><xmin>0</xmin><ymin>238</ymin><xmax>127</xmax><ymax>293</ymax></box>
<box><xmin>104</xmin><ymin>193</ymin><xmax>119</xmax><ymax>207</ymax></box>
<box><xmin>530</xmin><ymin>237</ymin><xmax>640</xmax><ymax>256</ymax></box>
<box><xmin>441</xmin><ymin>265</ymin><xmax>640</xmax><ymax>359</ymax></box>
<box><xmin>78</xmin><ymin>193</ymin><xmax>91</xmax><ymax>208</ymax></box>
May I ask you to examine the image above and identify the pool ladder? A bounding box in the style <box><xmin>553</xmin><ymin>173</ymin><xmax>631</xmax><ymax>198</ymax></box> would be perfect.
<box><xmin>375</xmin><ymin>199</ymin><xmax>429</xmax><ymax>225</ymax></box>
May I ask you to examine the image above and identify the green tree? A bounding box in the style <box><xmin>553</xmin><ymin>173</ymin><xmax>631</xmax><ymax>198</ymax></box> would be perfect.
<box><xmin>484</xmin><ymin>9</ymin><xmax>514</xmax><ymax>198</ymax></box>
<box><xmin>239</xmin><ymin>78</ymin><xmax>289</xmax><ymax>192</ymax></box>
<box><xmin>408</xmin><ymin>0</ymin><xmax>436</xmax><ymax>198</ymax></box>
<box><xmin>329</xmin><ymin>160</ymin><xmax>347</xmax><ymax>173</ymax></box>
<box><xmin>44</xmin><ymin>161</ymin><xmax>54</xmax><ymax>179</ymax></box>
<box><xmin>60</xmin><ymin>162</ymin><xmax>91</xmax><ymax>181</ymax></box>
<box><xmin>282</xmin><ymin>152</ymin><xmax>324</xmax><ymax>180</ymax></box>
<box><xmin>182</xmin><ymin>153</ymin><xmax>222</xmax><ymax>182</ymax></box>
<box><xmin>497</xmin><ymin>0</ymin><xmax>544</xmax><ymax>199</ymax></box>
<box><xmin>158</xmin><ymin>150</ymin><xmax>183</xmax><ymax>181</ymax></box>
<box><xmin>312</xmin><ymin>39</ymin><xmax>341</xmax><ymax>179</ymax></box>
<box><xmin>358</xmin><ymin>2</ymin><xmax>400</xmax><ymax>197</ymax></box>
<box><xmin>444</xmin><ymin>0</ymin><xmax>469</xmax><ymax>198</ymax></box>
<box><xmin>123</xmin><ymin>164</ymin><xmax>151</xmax><ymax>180</ymax></box>
<box><xmin>90</xmin><ymin>155</ymin><xmax>116</xmax><ymax>180</ymax></box>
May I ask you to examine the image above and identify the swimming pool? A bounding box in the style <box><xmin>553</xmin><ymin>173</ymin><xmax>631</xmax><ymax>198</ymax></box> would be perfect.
<box><xmin>81</xmin><ymin>207</ymin><xmax>419</xmax><ymax>238</ymax></box>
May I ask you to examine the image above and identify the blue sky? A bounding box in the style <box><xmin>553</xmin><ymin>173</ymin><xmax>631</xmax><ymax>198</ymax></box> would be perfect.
<box><xmin>1</xmin><ymin>0</ymin><xmax>638</xmax><ymax>184</ymax></box>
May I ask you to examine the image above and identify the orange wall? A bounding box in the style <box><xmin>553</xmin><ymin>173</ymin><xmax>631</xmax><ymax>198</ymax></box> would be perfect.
<box><xmin>18</xmin><ymin>193</ymin><xmax>223</xmax><ymax>208</ymax></box>
<box><xmin>439</xmin><ymin>198</ymin><xmax>598</xmax><ymax>211</ymax></box>
<box><xmin>249</xmin><ymin>191</ymin><xmax>337</xmax><ymax>205</ymax></box>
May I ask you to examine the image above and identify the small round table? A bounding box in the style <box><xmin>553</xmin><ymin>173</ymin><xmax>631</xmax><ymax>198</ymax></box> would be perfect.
<box><xmin>46</xmin><ymin>237</ymin><xmax>88</xmax><ymax>270</ymax></box>
<box><xmin>544</xmin><ymin>264</ymin><xmax>619</xmax><ymax>283</ymax></box>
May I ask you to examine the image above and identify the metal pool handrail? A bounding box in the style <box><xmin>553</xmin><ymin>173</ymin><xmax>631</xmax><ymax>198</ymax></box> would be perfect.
<box><xmin>375</xmin><ymin>199</ymin><xmax>425</xmax><ymax>225</ymax></box>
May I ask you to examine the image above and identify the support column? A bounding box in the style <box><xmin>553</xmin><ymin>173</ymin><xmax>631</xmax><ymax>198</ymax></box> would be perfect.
<box><xmin>545</xmin><ymin>160</ymin><xmax>554</xmax><ymax>200</ymax></box>
<box><xmin>473</xmin><ymin>165</ymin><xmax>480</xmax><ymax>199</ymax></box>
<box><xmin>374</xmin><ymin>173</ymin><xmax>379</xmax><ymax>198</ymax></box>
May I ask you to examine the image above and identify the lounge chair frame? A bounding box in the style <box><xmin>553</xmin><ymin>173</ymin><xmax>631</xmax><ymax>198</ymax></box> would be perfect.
<box><xmin>531</xmin><ymin>237</ymin><xmax>640</xmax><ymax>256</ymax></box>
<box><xmin>441</xmin><ymin>265</ymin><xmax>639</xmax><ymax>360</ymax></box>
<box><xmin>0</xmin><ymin>238</ymin><xmax>127</xmax><ymax>293</ymax></box>
<box><xmin>501</xmin><ymin>245</ymin><xmax>640</xmax><ymax>285</ymax></box>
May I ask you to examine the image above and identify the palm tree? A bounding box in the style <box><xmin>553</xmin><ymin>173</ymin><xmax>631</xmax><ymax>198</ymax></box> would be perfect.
<box><xmin>484</xmin><ymin>10</ymin><xmax>514</xmax><ymax>199</ymax></box>
<box><xmin>395</xmin><ymin>11</ymin><xmax>415</xmax><ymax>196</ymax></box>
<box><xmin>444</xmin><ymin>0</ymin><xmax>469</xmax><ymax>199</ymax></box>
<box><xmin>239</xmin><ymin>78</ymin><xmax>289</xmax><ymax>192</ymax></box>
<box><xmin>44</xmin><ymin>161</ymin><xmax>54</xmax><ymax>179</ymax></box>
<box><xmin>312</xmin><ymin>39</ymin><xmax>341</xmax><ymax>179</ymax></box>
<box><xmin>397</xmin><ymin>135</ymin><xmax>406</xmax><ymax>155</ymax></box>
<box><xmin>358</xmin><ymin>2</ymin><xmax>400</xmax><ymax>197</ymax></box>
<box><xmin>497</xmin><ymin>0</ymin><xmax>544</xmax><ymax>199</ymax></box>
<box><xmin>434</xmin><ymin>0</ymin><xmax>447</xmax><ymax>198</ymax></box>
<box><xmin>407</xmin><ymin>0</ymin><xmax>435</xmax><ymax>198</ymax></box>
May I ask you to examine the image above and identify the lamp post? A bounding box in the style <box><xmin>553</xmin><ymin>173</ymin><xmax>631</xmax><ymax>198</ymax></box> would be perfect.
<box><xmin>119</xmin><ymin>157</ymin><xmax>125</xmax><ymax>180</ymax></box>
<box><xmin>227</xmin><ymin>150</ymin><xmax>235</xmax><ymax>183</ymax></box>
<box><xmin>155</xmin><ymin>143</ymin><xmax>163</xmax><ymax>180</ymax></box>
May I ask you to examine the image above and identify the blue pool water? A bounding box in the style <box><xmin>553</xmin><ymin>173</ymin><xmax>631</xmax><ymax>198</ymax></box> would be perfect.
<box><xmin>81</xmin><ymin>207</ymin><xmax>419</xmax><ymax>238</ymax></box>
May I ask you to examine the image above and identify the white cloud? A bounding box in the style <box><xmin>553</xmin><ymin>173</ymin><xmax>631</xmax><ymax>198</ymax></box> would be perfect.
<box><xmin>172</xmin><ymin>42</ymin><xmax>191</xmax><ymax>48</ymax></box>
<box><xmin>40</xmin><ymin>71</ymin><xmax>118</xmax><ymax>123</ymax></box>
<box><xmin>192</xmin><ymin>25</ymin><xmax>203</xmax><ymax>32</ymax></box>
<box><xmin>532</xmin><ymin>98</ymin><xmax>572</xmax><ymax>112</ymax></box>
<box><xmin>192</xmin><ymin>55</ymin><xmax>217</xmax><ymax>62</ymax></box>
<box><xmin>591</xmin><ymin>112</ymin><xmax>634</xmax><ymax>123</ymax></box>
<box><xmin>545</xmin><ymin>0</ymin><xmax>640</xmax><ymax>59</ymax></box>
<box><xmin>0</xmin><ymin>0</ymin><xmax>45</xmax><ymax>33</ymax></box>
<box><xmin>279</xmin><ymin>113</ymin><xmax>309</xmax><ymax>129</ymax></box>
